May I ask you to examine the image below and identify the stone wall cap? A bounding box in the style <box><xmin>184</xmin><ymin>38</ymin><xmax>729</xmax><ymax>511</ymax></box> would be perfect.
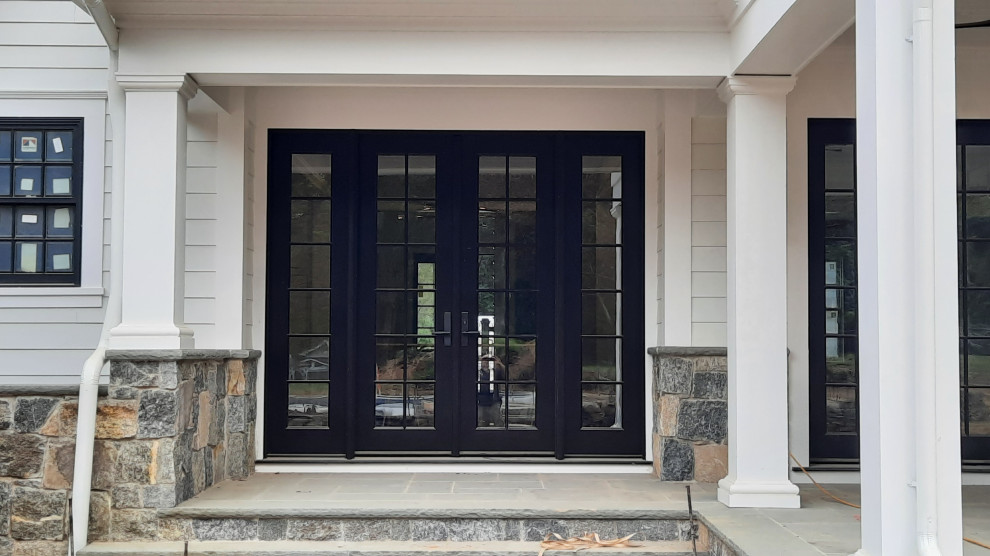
<box><xmin>648</xmin><ymin>346</ymin><xmax>727</xmax><ymax>357</ymax></box>
<box><xmin>0</xmin><ymin>384</ymin><xmax>108</xmax><ymax>397</ymax></box>
<box><xmin>106</xmin><ymin>349</ymin><xmax>262</xmax><ymax>361</ymax></box>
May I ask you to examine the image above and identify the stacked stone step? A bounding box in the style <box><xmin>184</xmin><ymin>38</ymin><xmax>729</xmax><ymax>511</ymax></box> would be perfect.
<box><xmin>77</xmin><ymin>509</ymin><xmax>737</xmax><ymax>555</ymax></box>
<box><xmin>80</xmin><ymin>539</ymin><xmax>707</xmax><ymax>555</ymax></box>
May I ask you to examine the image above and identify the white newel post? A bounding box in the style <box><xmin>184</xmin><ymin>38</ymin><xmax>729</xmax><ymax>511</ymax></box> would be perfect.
<box><xmin>855</xmin><ymin>0</ymin><xmax>962</xmax><ymax>554</ymax></box>
<box><xmin>108</xmin><ymin>75</ymin><xmax>198</xmax><ymax>350</ymax></box>
<box><xmin>716</xmin><ymin>76</ymin><xmax>800</xmax><ymax>509</ymax></box>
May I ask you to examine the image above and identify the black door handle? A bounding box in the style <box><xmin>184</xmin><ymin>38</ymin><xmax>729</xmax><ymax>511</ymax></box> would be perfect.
<box><xmin>461</xmin><ymin>312</ymin><xmax>482</xmax><ymax>346</ymax></box>
<box><xmin>433</xmin><ymin>311</ymin><xmax>452</xmax><ymax>346</ymax></box>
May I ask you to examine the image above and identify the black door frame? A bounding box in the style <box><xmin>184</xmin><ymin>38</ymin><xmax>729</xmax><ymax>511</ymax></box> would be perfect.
<box><xmin>264</xmin><ymin>130</ymin><xmax>645</xmax><ymax>459</ymax></box>
<box><xmin>809</xmin><ymin>118</ymin><xmax>990</xmax><ymax>463</ymax></box>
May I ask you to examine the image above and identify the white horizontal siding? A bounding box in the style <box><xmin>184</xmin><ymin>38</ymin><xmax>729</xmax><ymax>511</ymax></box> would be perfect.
<box><xmin>0</xmin><ymin>24</ymin><xmax>104</xmax><ymax>48</ymax></box>
<box><xmin>0</xmin><ymin>46</ymin><xmax>108</xmax><ymax>69</ymax></box>
<box><xmin>0</xmin><ymin>68</ymin><xmax>108</xmax><ymax>92</ymax></box>
<box><xmin>691</xmin><ymin>117</ymin><xmax>727</xmax><ymax>347</ymax></box>
<box><xmin>0</xmin><ymin>1</ymin><xmax>90</xmax><ymax>23</ymax></box>
<box><xmin>184</xmin><ymin>93</ymin><xmax>220</xmax><ymax>348</ymax></box>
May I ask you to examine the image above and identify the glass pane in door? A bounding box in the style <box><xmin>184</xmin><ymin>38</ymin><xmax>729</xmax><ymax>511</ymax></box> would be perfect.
<box><xmin>287</xmin><ymin>154</ymin><xmax>332</xmax><ymax>428</ymax></box>
<box><xmin>374</xmin><ymin>155</ymin><xmax>438</xmax><ymax>429</ymax></box>
<box><xmin>476</xmin><ymin>156</ymin><xmax>538</xmax><ymax>429</ymax></box>
<box><xmin>581</xmin><ymin>156</ymin><xmax>623</xmax><ymax>428</ymax></box>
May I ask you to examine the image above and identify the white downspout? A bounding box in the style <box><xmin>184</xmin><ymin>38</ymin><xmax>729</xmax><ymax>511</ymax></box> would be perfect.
<box><xmin>913</xmin><ymin>1</ymin><xmax>940</xmax><ymax>555</ymax></box>
<box><xmin>69</xmin><ymin>1</ymin><xmax>123</xmax><ymax>554</ymax></box>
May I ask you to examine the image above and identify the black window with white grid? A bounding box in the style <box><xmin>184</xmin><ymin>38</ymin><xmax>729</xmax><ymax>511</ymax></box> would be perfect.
<box><xmin>0</xmin><ymin>119</ymin><xmax>83</xmax><ymax>286</ymax></box>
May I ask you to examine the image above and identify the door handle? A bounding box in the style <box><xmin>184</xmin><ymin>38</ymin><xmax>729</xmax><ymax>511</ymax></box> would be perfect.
<box><xmin>461</xmin><ymin>312</ymin><xmax>481</xmax><ymax>347</ymax></box>
<box><xmin>433</xmin><ymin>311</ymin><xmax>452</xmax><ymax>346</ymax></box>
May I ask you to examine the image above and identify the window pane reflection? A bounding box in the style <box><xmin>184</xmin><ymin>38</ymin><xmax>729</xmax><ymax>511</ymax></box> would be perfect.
<box><xmin>288</xmin><ymin>383</ymin><xmax>329</xmax><ymax>428</ymax></box>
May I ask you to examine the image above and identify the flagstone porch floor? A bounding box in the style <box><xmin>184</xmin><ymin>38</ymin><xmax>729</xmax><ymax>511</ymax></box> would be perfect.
<box><xmin>165</xmin><ymin>472</ymin><xmax>990</xmax><ymax>555</ymax></box>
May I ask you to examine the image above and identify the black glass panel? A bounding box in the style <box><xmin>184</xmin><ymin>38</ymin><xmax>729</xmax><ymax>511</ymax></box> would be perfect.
<box><xmin>13</xmin><ymin>166</ymin><xmax>42</xmax><ymax>197</ymax></box>
<box><xmin>826</xmin><ymin>386</ymin><xmax>857</xmax><ymax>434</ymax></box>
<box><xmin>378</xmin><ymin>155</ymin><xmax>405</xmax><ymax>198</ymax></box>
<box><xmin>582</xmin><ymin>338</ymin><xmax>619</xmax><ymax>381</ymax></box>
<box><xmin>288</xmin><ymin>383</ymin><xmax>329</xmax><ymax>428</ymax></box>
<box><xmin>967</xmin><ymin>339</ymin><xmax>990</xmax><ymax>387</ymax></box>
<box><xmin>44</xmin><ymin>166</ymin><xmax>72</xmax><ymax>197</ymax></box>
<box><xmin>825</xmin><ymin>337</ymin><xmax>857</xmax><ymax>384</ymax></box>
<box><xmin>582</xmin><ymin>156</ymin><xmax>622</xmax><ymax>199</ymax></box>
<box><xmin>289</xmin><ymin>291</ymin><xmax>330</xmax><ymax>334</ymax></box>
<box><xmin>582</xmin><ymin>384</ymin><xmax>618</xmax><ymax>428</ymax></box>
<box><xmin>479</xmin><ymin>156</ymin><xmax>506</xmax><ymax>199</ymax></box>
<box><xmin>290</xmin><ymin>154</ymin><xmax>331</xmax><ymax>197</ymax></box>
<box><xmin>582</xmin><ymin>201</ymin><xmax>620</xmax><ymax>244</ymax></box>
<box><xmin>582</xmin><ymin>246</ymin><xmax>619</xmax><ymax>290</ymax></box>
<box><xmin>13</xmin><ymin>131</ymin><xmax>43</xmax><ymax>162</ymax></box>
<box><xmin>508</xmin><ymin>156</ymin><xmax>536</xmax><ymax>198</ymax></box>
<box><xmin>288</xmin><ymin>337</ymin><xmax>330</xmax><ymax>381</ymax></box>
<box><xmin>290</xmin><ymin>245</ymin><xmax>331</xmax><ymax>289</ymax></box>
<box><xmin>966</xmin><ymin>146</ymin><xmax>990</xmax><ymax>191</ymax></box>
<box><xmin>290</xmin><ymin>200</ymin><xmax>331</xmax><ymax>243</ymax></box>
<box><xmin>46</xmin><ymin>131</ymin><xmax>73</xmax><ymax>162</ymax></box>
<box><xmin>824</xmin><ymin>192</ymin><xmax>855</xmax><ymax>237</ymax></box>
<box><xmin>45</xmin><ymin>242</ymin><xmax>72</xmax><ymax>273</ymax></box>
<box><xmin>824</xmin><ymin>145</ymin><xmax>855</xmax><ymax>190</ymax></box>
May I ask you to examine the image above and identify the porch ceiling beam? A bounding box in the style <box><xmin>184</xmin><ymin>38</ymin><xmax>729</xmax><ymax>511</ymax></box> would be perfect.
<box><xmin>117</xmin><ymin>29</ymin><xmax>730</xmax><ymax>86</ymax></box>
<box><xmin>730</xmin><ymin>0</ymin><xmax>855</xmax><ymax>76</ymax></box>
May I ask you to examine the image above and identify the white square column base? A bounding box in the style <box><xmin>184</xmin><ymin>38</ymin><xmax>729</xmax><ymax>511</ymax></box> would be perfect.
<box><xmin>717</xmin><ymin>478</ymin><xmax>801</xmax><ymax>508</ymax></box>
<box><xmin>108</xmin><ymin>323</ymin><xmax>195</xmax><ymax>350</ymax></box>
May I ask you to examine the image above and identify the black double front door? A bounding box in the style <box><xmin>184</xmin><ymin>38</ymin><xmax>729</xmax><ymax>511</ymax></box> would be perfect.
<box><xmin>264</xmin><ymin>131</ymin><xmax>644</xmax><ymax>459</ymax></box>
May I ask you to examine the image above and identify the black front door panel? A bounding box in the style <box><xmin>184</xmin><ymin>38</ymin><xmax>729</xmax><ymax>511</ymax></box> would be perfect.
<box><xmin>265</xmin><ymin>131</ymin><xmax>644</xmax><ymax>459</ymax></box>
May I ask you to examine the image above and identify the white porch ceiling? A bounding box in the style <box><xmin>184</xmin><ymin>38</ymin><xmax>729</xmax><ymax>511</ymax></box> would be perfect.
<box><xmin>101</xmin><ymin>0</ymin><xmax>739</xmax><ymax>32</ymax></box>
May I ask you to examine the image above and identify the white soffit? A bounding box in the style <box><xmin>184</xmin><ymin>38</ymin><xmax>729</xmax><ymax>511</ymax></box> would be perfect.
<box><xmin>102</xmin><ymin>0</ymin><xmax>739</xmax><ymax>32</ymax></box>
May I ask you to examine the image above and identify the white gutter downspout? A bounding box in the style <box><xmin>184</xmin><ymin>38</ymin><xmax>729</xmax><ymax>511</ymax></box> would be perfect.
<box><xmin>68</xmin><ymin>1</ymin><xmax>122</xmax><ymax>554</ymax></box>
<box><xmin>913</xmin><ymin>1</ymin><xmax>941</xmax><ymax>554</ymax></box>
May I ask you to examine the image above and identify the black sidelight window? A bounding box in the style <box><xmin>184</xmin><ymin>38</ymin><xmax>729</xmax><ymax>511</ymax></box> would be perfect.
<box><xmin>0</xmin><ymin>119</ymin><xmax>83</xmax><ymax>286</ymax></box>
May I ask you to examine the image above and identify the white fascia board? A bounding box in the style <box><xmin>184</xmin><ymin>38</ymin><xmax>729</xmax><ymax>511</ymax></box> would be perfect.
<box><xmin>730</xmin><ymin>0</ymin><xmax>854</xmax><ymax>76</ymax></box>
<box><xmin>118</xmin><ymin>29</ymin><xmax>730</xmax><ymax>86</ymax></box>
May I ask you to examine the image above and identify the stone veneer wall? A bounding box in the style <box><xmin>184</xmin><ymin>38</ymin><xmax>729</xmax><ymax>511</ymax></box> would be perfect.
<box><xmin>0</xmin><ymin>350</ymin><xmax>259</xmax><ymax>555</ymax></box>
<box><xmin>650</xmin><ymin>347</ymin><xmax>728</xmax><ymax>482</ymax></box>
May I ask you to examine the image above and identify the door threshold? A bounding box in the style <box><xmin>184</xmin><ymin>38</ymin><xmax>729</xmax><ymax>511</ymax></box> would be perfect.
<box><xmin>255</xmin><ymin>458</ymin><xmax>652</xmax><ymax>474</ymax></box>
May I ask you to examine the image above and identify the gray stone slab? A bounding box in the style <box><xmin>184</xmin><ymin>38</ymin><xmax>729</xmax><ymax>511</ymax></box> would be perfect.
<box><xmin>649</xmin><ymin>346</ymin><xmax>728</xmax><ymax>357</ymax></box>
<box><xmin>106</xmin><ymin>350</ymin><xmax>262</xmax><ymax>361</ymax></box>
<box><xmin>0</xmin><ymin>385</ymin><xmax>108</xmax><ymax>397</ymax></box>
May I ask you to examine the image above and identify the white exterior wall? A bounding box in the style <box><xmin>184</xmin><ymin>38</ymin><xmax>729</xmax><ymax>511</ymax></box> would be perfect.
<box><xmin>0</xmin><ymin>1</ymin><xmax>109</xmax><ymax>384</ymax></box>
<box><xmin>691</xmin><ymin>117</ymin><xmax>728</xmax><ymax>347</ymax></box>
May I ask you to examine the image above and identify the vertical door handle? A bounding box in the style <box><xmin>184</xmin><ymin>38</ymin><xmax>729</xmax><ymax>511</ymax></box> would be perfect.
<box><xmin>433</xmin><ymin>311</ymin><xmax>452</xmax><ymax>346</ymax></box>
<box><xmin>461</xmin><ymin>312</ymin><xmax>482</xmax><ymax>347</ymax></box>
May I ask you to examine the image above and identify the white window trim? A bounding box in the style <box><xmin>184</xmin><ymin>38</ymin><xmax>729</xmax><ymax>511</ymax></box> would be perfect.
<box><xmin>0</xmin><ymin>98</ymin><xmax>107</xmax><ymax>307</ymax></box>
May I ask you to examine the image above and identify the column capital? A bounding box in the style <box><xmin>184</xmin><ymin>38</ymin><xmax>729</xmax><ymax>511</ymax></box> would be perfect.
<box><xmin>115</xmin><ymin>74</ymin><xmax>199</xmax><ymax>100</ymax></box>
<box><xmin>717</xmin><ymin>76</ymin><xmax>797</xmax><ymax>103</ymax></box>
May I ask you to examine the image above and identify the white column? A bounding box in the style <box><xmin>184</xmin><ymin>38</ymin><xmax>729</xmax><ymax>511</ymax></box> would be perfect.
<box><xmin>661</xmin><ymin>91</ymin><xmax>695</xmax><ymax>346</ymax></box>
<box><xmin>108</xmin><ymin>75</ymin><xmax>197</xmax><ymax>350</ymax></box>
<box><xmin>855</xmin><ymin>0</ymin><xmax>962</xmax><ymax>553</ymax></box>
<box><xmin>716</xmin><ymin>76</ymin><xmax>799</xmax><ymax>509</ymax></box>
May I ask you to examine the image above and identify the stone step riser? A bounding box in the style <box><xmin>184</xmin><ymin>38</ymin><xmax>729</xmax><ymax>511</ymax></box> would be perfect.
<box><xmin>80</xmin><ymin>540</ymin><xmax>706</xmax><ymax>556</ymax></box>
<box><xmin>142</xmin><ymin>517</ymin><xmax>700</xmax><ymax>544</ymax></box>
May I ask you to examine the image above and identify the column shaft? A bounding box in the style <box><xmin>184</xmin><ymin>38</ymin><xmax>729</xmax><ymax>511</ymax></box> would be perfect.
<box><xmin>717</xmin><ymin>76</ymin><xmax>800</xmax><ymax>509</ymax></box>
<box><xmin>855</xmin><ymin>0</ymin><xmax>962</xmax><ymax>553</ymax></box>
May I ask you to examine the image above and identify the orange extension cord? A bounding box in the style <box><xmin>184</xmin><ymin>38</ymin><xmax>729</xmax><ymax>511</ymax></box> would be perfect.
<box><xmin>788</xmin><ymin>453</ymin><xmax>990</xmax><ymax>551</ymax></box>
